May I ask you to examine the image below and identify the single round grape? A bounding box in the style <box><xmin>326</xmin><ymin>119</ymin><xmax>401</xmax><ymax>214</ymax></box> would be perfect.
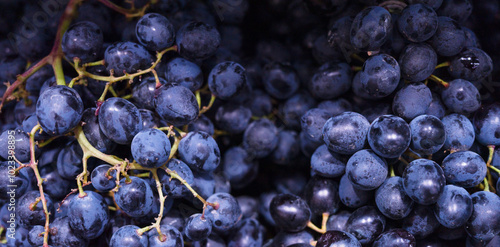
<box><xmin>437</xmin><ymin>0</ymin><xmax>472</xmax><ymax>24</ymax></box>
<box><xmin>429</xmin><ymin>16</ymin><xmax>465</xmax><ymax>57</ymax></box>
<box><xmin>358</xmin><ymin>54</ymin><xmax>400</xmax><ymax>98</ymax></box>
<box><xmin>308</xmin><ymin>62</ymin><xmax>351</xmax><ymax>100</ymax></box>
<box><xmin>322</xmin><ymin>112</ymin><xmax>370</xmax><ymax>155</ymax></box>
<box><xmin>346</xmin><ymin>206</ymin><xmax>386</xmax><ymax>245</ymax></box>
<box><xmin>132</xmin><ymin>77</ymin><xmax>166</xmax><ymax>110</ymax></box>
<box><xmin>110</xmin><ymin>225</ymin><xmax>148</xmax><ymax>247</ymax></box>
<box><xmin>326</xmin><ymin>211</ymin><xmax>351</xmax><ymax>232</ymax></box>
<box><xmin>176</xmin><ymin>21</ymin><xmax>221</xmax><ymax>60</ymax></box>
<box><xmin>272</xmin><ymin>231</ymin><xmax>314</xmax><ymax>247</ymax></box>
<box><xmin>131</xmin><ymin>128</ymin><xmax>171</xmax><ymax>168</ymax></box>
<box><xmin>442</xmin><ymin>113</ymin><xmax>475</xmax><ymax>151</ymax></box>
<box><xmin>178</xmin><ymin>131</ymin><xmax>220</xmax><ymax>173</ymax></box>
<box><xmin>0</xmin><ymin>129</ymin><xmax>33</xmax><ymax>163</ymax></box>
<box><xmin>187</xmin><ymin>114</ymin><xmax>215</xmax><ymax>136</ymax></box>
<box><xmin>114</xmin><ymin>176</ymin><xmax>154</xmax><ymax>217</ymax></box>
<box><xmin>402</xmin><ymin>204</ymin><xmax>440</xmax><ymax>239</ymax></box>
<box><xmin>98</xmin><ymin>97</ymin><xmax>143</xmax><ymax>144</ymax></box>
<box><xmin>346</xmin><ymin>149</ymin><xmax>388</xmax><ymax>190</ymax></box>
<box><xmin>208</xmin><ymin>61</ymin><xmax>249</xmax><ymax>100</ymax></box>
<box><xmin>215</xmin><ymin>104</ymin><xmax>251</xmax><ymax>134</ymax></box>
<box><xmin>303</xmin><ymin>176</ymin><xmax>340</xmax><ymax>215</ymax></box>
<box><xmin>160</xmin><ymin>158</ymin><xmax>194</xmax><ymax>198</ymax></box>
<box><xmin>139</xmin><ymin>109</ymin><xmax>160</xmax><ymax>129</ymax></box>
<box><xmin>227</xmin><ymin>218</ymin><xmax>263</xmax><ymax>247</ymax></box>
<box><xmin>62</xmin><ymin>21</ymin><xmax>103</xmax><ymax>63</ymax></box>
<box><xmin>398</xmin><ymin>43</ymin><xmax>437</xmax><ymax>82</ymax></box>
<box><xmin>448</xmin><ymin>47</ymin><xmax>493</xmax><ymax>82</ymax></box>
<box><xmin>136</xmin><ymin>13</ymin><xmax>175</xmax><ymax>51</ymax></box>
<box><xmin>433</xmin><ymin>185</ymin><xmax>472</xmax><ymax>228</ymax></box>
<box><xmin>154</xmin><ymin>83</ymin><xmax>199</xmax><ymax>126</ymax></box>
<box><xmin>403</xmin><ymin>159</ymin><xmax>446</xmax><ymax>205</ymax></box>
<box><xmin>270</xmin><ymin>193</ymin><xmax>311</xmax><ymax>232</ymax></box>
<box><xmin>262</xmin><ymin>62</ymin><xmax>300</xmax><ymax>100</ymax></box>
<box><xmin>311</xmin><ymin>145</ymin><xmax>346</xmax><ymax>178</ymax></box>
<box><xmin>243</xmin><ymin>118</ymin><xmax>279</xmax><ymax>158</ymax></box>
<box><xmin>222</xmin><ymin>146</ymin><xmax>258</xmax><ymax>189</ymax></box>
<box><xmin>372</xmin><ymin>229</ymin><xmax>416</xmax><ymax>247</ymax></box>
<box><xmin>473</xmin><ymin>103</ymin><xmax>500</xmax><ymax>146</ymax></box>
<box><xmin>392</xmin><ymin>83</ymin><xmax>432</xmax><ymax>121</ymax></box>
<box><xmin>318</xmin><ymin>98</ymin><xmax>352</xmax><ymax>117</ymax></box>
<box><xmin>104</xmin><ymin>41</ymin><xmax>154</xmax><ymax>76</ymax></box>
<box><xmin>165</xmin><ymin>57</ymin><xmax>203</xmax><ymax>91</ymax></box>
<box><xmin>280</xmin><ymin>91</ymin><xmax>317</xmax><ymax>130</ymax></box>
<box><xmin>397</xmin><ymin>3</ymin><xmax>438</xmax><ymax>42</ymax></box>
<box><xmin>68</xmin><ymin>191</ymin><xmax>110</xmax><ymax>239</ymax></box>
<box><xmin>50</xmin><ymin>216</ymin><xmax>89</xmax><ymax>247</ymax></box>
<box><xmin>36</xmin><ymin>85</ymin><xmax>84</xmax><ymax>136</ymax></box>
<box><xmin>339</xmin><ymin>174</ymin><xmax>373</xmax><ymax>209</ymax></box>
<box><xmin>81</xmin><ymin>108</ymin><xmax>115</xmax><ymax>153</ymax></box>
<box><xmin>441</xmin><ymin>79</ymin><xmax>481</xmax><ymax>115</ymax></box>
<box><xmin>316</xmin><ymin>231</ymin><xmax>361</xmax><ymax>247</ymax></box>
<box><xmin>184</xmin><ymin>213</ymin><xmax>212</xmax><ymax>241</ymax></box>
<box><xmin>205</xmin><ymin>192</ymin><xmax>243</xmax><ymax>232</ymax></box>
<box><xmin>466</xmin><ymin>191</ymin><xmax>500</xmax><ymax>242</ymax></box>
<box><xmin>17</xmin><ymin>191</ymin><xmax>54</xmax><ymax>228</ymax></box>
<box><xmin>350</xmin><ymin>6</ymin><xmax>392</xmax><ymax>51</ymax></box>
<box><xmin>375</xmin><ymin>176</ymin><xmax>414</xmax><ymax>220</ymax></box>
<box><xmin>148</xmin><ymin>224</ymin><xmax>184</xmax><ymax>247</ymax></box>
<box><xmin>28</xmin><ymin>225</ymin><xmax>44</xmax><ymax>246</ymax></box>
<box><xmin>441</xmin><ymin>151</ymin><xmax>487</xmax><ymax>188</ymax></box>
<box><xmin>91</xmin><ymin>164</ymin><xmax>116</xmax><ymax>192</ymax></box>
<box><xmin>0</xmin><ymin>162</ymin><xmax>31</xmax><ymax>200</ymax></box>
<box><xmin>248</xmin><ymin>89</ymin><xmax>273</xmax><ymax>117</ymax></box>
<box><xmin>426</xmin><ymin>93</ymin><xmax>446</xmax><ymax>119</ymax></box>
<box><xmin>368</xmin><ymin>115</ymin><xmax>411</xmax><ymax>159</ymax></box>
<box><xmin>409</xmin><ymin>115</ymin><xmax>446</xmax><ymax>155</ymax></box>
<box><xmin>271</xmin><ymin>130</ymin><xmax>300</xmax><ymax>165</ymax></box>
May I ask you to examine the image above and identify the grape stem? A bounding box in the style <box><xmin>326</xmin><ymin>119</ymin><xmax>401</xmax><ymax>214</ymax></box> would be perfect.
<box><xmin>435</xmin><ymin>61</ymin><xmax>451</xmax><ymax>69</ymax></box>
<box><xmin>96</xmin><ymin>0</ymin><xmax>154</xmax><ymax>18</ymax></box>
<box><xmin>428</xmin><ymin>74</ymin><xmax>450</xmax><ymax>88</ymax></box>
<box><xmin>306</xmin><ymin>213</ymin><xmax>329</xmax><ymax>234</ymax></box>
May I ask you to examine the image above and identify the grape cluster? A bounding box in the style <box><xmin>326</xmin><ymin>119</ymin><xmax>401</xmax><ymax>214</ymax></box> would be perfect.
<box><xmin>1</xmin><ymin>0</ymin><xmax>500</xmax><ymax>247</ymax></box>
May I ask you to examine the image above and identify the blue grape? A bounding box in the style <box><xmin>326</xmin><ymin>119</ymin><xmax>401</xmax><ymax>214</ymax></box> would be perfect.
<box><xmin>98</xmin><ymin>97</ymin><xmax>143</xmax><ymax>144</ymax></box>
<box><xmin>227</xmin><ymin>218</ymin><xmax>263</xmax><ymax>247</ymax></box>
<box><xmin>339</xmin><ymin>174</ymin><xmax>372</xmax><ymax>208</ymax></box>
<box><xmin>176</xmin><ymin>21</ymin><xmax>220</xmax><ymax>60</ymax></box>
<box><xmin>346</xmin><ymin>206</ymin><xmax>386</xmax><ymax>245</ymax></box>
<box><xmin>187</xmin><ymin>114</ymin><xmax>215</xmax><ymax>135</ymax></box>
<box><xmin>350</xmin><ymin>6</ymin><xmax>392</xmax><ymax>51</ymax></box>
<box><xmin>326</xmin><ymin>211</ymin><xmax>351</xmax><ymax>232</ymax></box>
<box><xmin>442</xmin><ymin>113</ymin><xmax>475</xmax><ymax>151</ymax></box>
<box><xmin>136</xmin><ymin>13</ymin><xmax>175</xmax><ymax>51</ymax></box>
<box><xmin>392</xmin><ymin>82</ymin><xmax>432</xmax><ymax>120</ymax></box>
<box><xmin>0</xmin><ymin>162</ymin><xmax>30</xmax><ymax>200</ymax></box>
<box><xmin>248</xmin><ymin>89</ymin><xmax>273</xmax><ymax>117</ymax></box>
<box><xmin>208</xmin><ymin>61</ymin><xmax>249</xmax><ymax>100</ymax></box>
<box><xmin>104</xmin><ymin>41</ymin><xmax>154</xmax><ymax>76</ymax></box>
<box><xmin>91</xmin><ymin>164</ymin><xmax>116</xmax><ymax>192</ymax></box>
<box><xmin>68</xmin><ymin>191</ymin><xmax>110</xmax><ymax>239</ymax></box>
<box><xmin>308</xmin><ymin>62</ymin><xmax>351</xmax><ymax>100</ymax></box>
<box><xmin>359</xmin><ymin>54</ymin><xmax>400</xmax><ymax>98</ymax></box>
<box><xmin>280</xmin><ymin>91</ymin><xmax>316</xmax><ymax>130</ymax></box>
<box><xmin>270</xmin><ymin>193</ymin><xmax>311</xmax><ymax>232</ymax></box>
<box><xmin>22</xmin><ymin>114</ymin><xmax>50</xmax><ymax>141</ymax></box>
<box><xmin>36</xmin><ymin>85</ymin><xmax>84</xmax><ymax>136</ymax></box>
<box><xmin>426</xmin><ymin>92</ymin><xmax>446</xmax><ymax>119</ymax></box>
<box><xmin>465</xmin><ymin>191</ymin><xmax>500</xmax><ymax>242</ymax></box>
<box><xmin>28</xmin><ymin>225</ymin><xmax>44</xmax><ymax>246</ymax></box>
<box><xmin>437</xmin><ymin>0</ymin><xmax>472</xmax><ymax>24</ymax></box>
<box><xmin>310</xmin><ymin>145</ymin><xmax>346</xmax><ymax>178</ymax></box>
<box><xmin>165</xmin><ymin>57</ymin><xmax>203</xmax><ymax>91</ymax></box>
<box><xmin>301</xmin><ymin>108</ymin><xmax>331</xmax><ymax>143</ymax></box>
<box><xmin>375</xmin><ymin>176</ymin><xmax>414</xmax><ymax>220</ymax></box>
<box><xmin>433</xmin><ymin>185</ymin><xmax>472</xmax><ymax>228</ymax></box>
<box><xmin>206</xmin><ymin>192</ymin><xmax>243</xmax><ymax>232</ymax></box>
<box><xmin>81</xmin><ymin>108</ymin><xmax>115</xmax><ymax>153</ymax></box>
<box><xmin>110</xmin><ymin>225</ymin><xmax>148</xmax><ymax>247</ymax></box>
<box><xmin>62</xmin><ymin>21</ymin><xmax>103</xmax><ymax>63</ymax></box>
<box><xmin>429</xmin><ymin>16</ymin><xmax>465</xmax><ymax>57</ymax></box>
<box><xmin>273</xmin><ymin>231</ymin><xmax>314</xmax><ymax>247</ymax></box>
<box><xmin>50</xmin><ymin>216</ymin><xmax>89</xmax><ymax>247</ymax></box>
<box><xmin>441</xmin><ymin>151</ymin><xmax>487</xmax><ymax>188</ymax></box>
<box><xmin>154</xmin><ymin>83</ymin><xmax>199</xmax><ymax>126</ymax></box>
<box><xmin>131</xmin><ymin>128</ymin><xmax>171</xmax><ymax>168</ymax></box>
<box><xmin>184</xmin><ymin>213</ymin><xmax>212</xmax><ymax>241</ymax></box>
<box><xmin>179</xmin><ymin>131</ymin><xmax>220</xmax><ymax>173</ymax></box>
<box><xmin>409</xmin><ymin>115</ymin><xmax>446</xmax><ymax>155</ymax></box>
<box><xmin>303</xmin><ymin>176</ymin><xmax>340</xmax><ymax>215</ymax></box>
<box><xmin>403</xmin><ymin>159</ymin><xmax>445</xmax><ymax>205</ymax></box>
<box><xmin>262</xmin><ymin>62</ymin><xmax>300</xmax><ymax>100</ymax></box>
<box><xmin>215</xmin><ymin>104</ymin><xmax>251</xmax><ymax>134</ymax></box>
<box><xmin>237</xmin><ymin>196</ymin><xmax>259</xmax><ymax>219</ymax></box>
<box><xmin>399</xmin><ymin>43</ymin><xmax>437</xmax><ymax>82</ymax></box>
<box><xmin>132</xmin><ymin>77</ymin><xmax>167</xmax><ymax>110</ymax></box>
<box><xmin>402</xmin><ymin>204</ymin><xmax>440</xmax><ymax>239</ymax></box>
<box><xmin>368</xmin><ymin>115</ymin><xmax>411</xmax><ymax>158</ymax></box>
<box><xmin>473</xmin><ymin>103</ymin><xmax>500</xmax><ymax>146</ymax></box>
<box><xmin>448</xmin><ymin>47</ymin><xmax>493</xmax><ymax>82</ymax></box>
<box><xmin>316</xmin><ymin>231</ymin><xmax>361</xmax><ymax>247</ymax></box>
<box><xmin>114</xmin><ymin>176</ymin><xmax>154</xmax><ymax>217</ymax></box>
<box><xmin>160</xmin><ymin>158</ymin><xmax>194</xmax><ymax>198</ymax></box>
<box><xmin>318</xmin><ymin>98</ymin><xmax>352</xmax><ymax>117</ymax></box>
<box><xmin>271</xmin><ymin>130</ymin><xmax>300</xmax><ymax>165</ymax></box>
<box><xmin>40</xmin><ymin>166</ymin><xmax>72</xmax><ymax>200</ymax></box>
<box><xmin>346</xmin><ymin>149</ymin><xmax>388</xmax><ymax>190</ymax></box>
<box><xmin>397</xmin><ymin>3</ymin><xmax>438</xmax><ymax>42</ymax></box>
<box><xmin>372</xmin><ymin>229</ymin><xmax>416</xmax><ymax>247</ymax></box>
<box><xmin>222</xmin><ymin>146</ymin><xmax>258</xmax><ymax>189</ymax></box>
<box><xmin>322</xmin><ymin>112</ymin><xmax>370</xmax><ymax>155</ymax></box>
<box><xmin>243</xmin><ymin>119</ymin><xmax>279</xmax><ymax>158</ymax></box>
<box><xmin>441</xmin><ymin>79</ymin><xmax>481</xmax><ymax>115</ymax></box>
<box><xmin>0</xmin><ymin>129</ymin><xmax>33</xmax><ymax>163</ymax></box>
<box><xmin>17</xmin><ymin>191</ymin><xmax>54</xmax><ymax>228</ymax></box>
<box><xmin>149</xmin><ymin>224</ymin><xmax>184</xmax><ymax>247</ymax></box>
<box><xmin>140</xmin><ymin>109</ymin><xmax>160</xmax><ymax>129</ymax></box>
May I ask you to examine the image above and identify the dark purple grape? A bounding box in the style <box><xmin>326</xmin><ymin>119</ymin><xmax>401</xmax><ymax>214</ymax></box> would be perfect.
<box><xmin>243</xmin><ymin>119</ymin><xmax>279</xmax><ymax>158</ymax></box>
<box><xmin>50</xmin><ymin>216</ymin><xmax>89</xmax><ymax>247</ymax></box>
<box><xmin>303</xmin><ymin>176</ymin><xmax>340</xmax><ymax>215</ymax></box>
<box><xmin>397</xmin><ymin>3</ymin><xmax>438</xmax><ymax>42</ymax></box>
<box><xmin>426</xmin><ymin>93</ymin><xmax>446</xmax><ymax>119</ymax></box>
<box><xmin>271</xmin><ymin>130</ymin><xmax>300</xmax><ymax>165</ymax></box>
<box><xmin>215</xmin><ymin>104</ymin><xmax>251</xmax><ymax>134</ymax></box>
<box><xmin>339</xmin><ymin>174</ymin><xmax>373</xmax><ymax>208</ymax></box>
<box><xmin>114</xmin><ymin>176</ymin><xmax>154</xmax><ymax>217</ymax></box>
<box><xmin>270</xmin><ymin>193</ymin><xmax>311</xmax><ymax>232</ymax></box>
<box><xmin>208</xmin><ymin>61</ymin><xmax>249</xmax><ymax>100</ymax></box>
<box><xmin>368</xmin><ymin>115</ymin><xmax>411</xmax><ymax>158</ymax></box>
<box><xmin>17</xmin><ymin>191</ymin><xmax>54</xmax><ymax>228</ymax></box>
<box><xmin>68</xmin><ymin>191</ymin><xmax>110</xmax><ymax>239</ymax></box>
<box><xmin>149</xmin><ymin>224</ymin><xmax>184</xmax><ymax>247</ymax></box>
<box><xmin>346</xmin><ymin>206</ymin><xmax>386</xmax><ymax>245</ymax></box>
<box><xmin>222</xmin><ymin>146</ymin><xmax>258</xmax><ymax>189</ymax></box>
<box><xmin>131</xmin><ymin>128</ymin><xmax>171</xmax><ymax>168</ymax></box>
<box><xmin>399</xmin><ymin>43</ymin><xmax>437</xmax><ymax>82</ymax></box>
<box><xmin>322</xmin><ymin>112</ymin><xmax>370</xmax><ymax>155</ymax></box>
<box><xmin>409</xmin><ymin>115</ymin><xmax>446</xmax><ymax>155</ymax></box>
<box><xmin>178</xmin><ymin>131</ymin><xmax>220</xmax><ymax>173</ymax></box>
<box><xmin>473</xmin><ymin>103</ymin><xmax>500</xmax><ymax>146</ymax></box>
<box><xmin>318</xmin><ymin>99</ymin><xmax>352</xmax><ymax>117</ymax></box>
<box><xmin>176</xmin><ymin>21</ymin><xmax>220</xmax><ymax>60</ymax></box>
<box><xmin>104</xmin><ymin>41</ymin><xmax>153</xmax><ymax>76</ymax></box>
<box><xmin>110</xmin><ymin>225</ymin><xmax>148</xmax><ymax>247</ymax></box>
<box><xmin>309</xmin><ymin>62</ymin><xmax>351</xmax><ymax>100</ymax></box>
<box><xmin>392</xmin><ymin>83</ymin><xmax>432</xmax><ymax>121</ymax></box>
<box><xmin>402</xmin><ymin>204</ymin><xmax>440</xmax><ymax>239</ymax></box>
<box><xmin>0</xmin><ymin>129</ymin><xmax>33</xmax><ymax>163</ymax></box>
<box><xmin>346</xmin><ymin>149</ymin><xmax>388</xmax><ymax>190</ymax></box>
<box><xmin>433</xmin><ymin>185</ymin><xmax>472</xmax><ymax>228</ymax></box>
<box><xmin>62</xmin><ymin>21</ymin><xmax>103</xmax><ymax>63</ymax></box>
<box><xmin>136</xmin><ymin>13</ymin><xmax>175</xmax><ymax>51</ymax></box>
<box><xmin>165</xmin><ymin>57</ymin><xmax>203</xmax><ymax>91</ymax></box>
<box><xmin>160</xmin><ymin>158</ymin><xmax>194</xmax><ymax>198</ymax></box>
<box><xmin>0</xmin><ymin>162</ymin><xmax>31</xmax><ymax>200</ymax></box>
<box><xmin>140</xmin><ymin>109</ymin><xmax>160</xmax><ymax>129</ymax></box>
<box><xmin>448</xmin><ymin>47</ymin><xmax>493</xmax><ymax>82</ymax></box>
<box><xmin>81</xmin><ymin>108</ymin><xmax>115</xmax><ymax>153</ymax></box>
<box><xmin>326</xmin><ymin>211</ymin><xmax>351</xmax><ymax>232</ymax></box>
<box><xmin>350</xmin><ymin>6</ymin><xmax>392</xmax><ymax>52</ymax></box>
<box><xmin>98</xmin><ymin>97</ymin><xmax>143</xmax><ymax>144</ymax></box>
<box><xmin>375</xmin><ymin>176</ymin><xmax>414</xmax><ymax>220</ymax></box>
<box><xmin>28</xmin><ymin>225</ymin><xmax>44</xmax><ymax>246</ymax></box>
<box><xmin>372</xmin><ymin>228</ymin><xmax>416</xmax><ymax>247</ymax></box>
<box><xmin>437</xmin><ymin>0</ymin><xmax>472</xmax><ymax>24</ymax></box>
<box><xmin>262</xmin><ymin>62</ymin><xmax>300</xmax><ymax>100</ymax></box>
<box><xmin>280</xmin><ymin>91</ymin><xmax>317</xmax><ymax>130</ymax></box>
<box><xmin>132</xmin><ymin>77</ymin><xmax>166</xmax><ymax>110</ymax></box>
<box><xmin>187</xmin><ymin>114</ymin><xmax>215</xmax><ymax>135</ymax></box>
<box><xmin>429</xmin><ymin>16</ymin><xmax>465</xmax><ymax>57</ymax></box>
<box><xmin>403</xmin><ymin>159</ymin><xmax>446</xmax><ymax>205</ymax></box>
<box><xmin>441</xmin><ymin>79</ymin><xmax>481</xmax><ymax>115</ymax></box>
<box><xmin>311</xmin><ymin>145</ymin><xmax>346</xmax><ymax>178</ymax></box>
<box><xmin>227</xmin><ymin>218</ymin><xmax>263</xmax><ymax>246</ymax></box>
<box><xmin>442</xmin><ymin>151</ymin><xmax>487</xmax><ymax>188</ymax></box>
<box><xmin>316</xmin><ymin>230</ymin><xmax>361</xmax><ymax>247</ymax></box>
<box><xmin>91</xmin><ymin>164</ymin><xmax>116</xmax><ymax>192</ymax></box>
<box><xmin>465</xmin><ymin>191</ymin><xmax>500</xmax><ymax>242</ymax></box>
<box><xmin>154</xmin><ymin>83</ymin><xmax>199</xmax><ymax>126</ymax></box>
<box><xmin>272</xmin><ymin>230</ymin><xmax>314</xmax><ymax>247</ymax></box>
<box><xmin>358</xmin><ymin>54</ymin><xmax>400</xmax><ymax>98</ymax></box>
<box><xmin>205</xmin><ymin>192</ymin><xmax>242</xmax><ymax>232</ymax></box>
<box><xmin>184</xmin><ymin>213</ymin><xmax>212</xmax><ymax>241</ymax></box>
<box><xmin>442</xmin><ymin>113</ymin><xmax>475</xmax><ymax>151</ymax></box>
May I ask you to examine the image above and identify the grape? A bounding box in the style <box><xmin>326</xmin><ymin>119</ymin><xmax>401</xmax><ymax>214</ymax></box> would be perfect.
<box><xmin>0</xmin><ymin>129</ymin><xmax>33</xmax><ymax>163</ymax></box>
<box><xmin>188</xmin><ymin>114</ymin><xmax>215</xmax><ymax>135</ymax></box>
<box><xmin>215</xmin><ymin>104</ymin><xmax>251</xmax><ymax>134</ymax></box>
<box><xmin>154</xmin><ymin>83</ymin><xmax>199</xmax><ymax>126</ymax></box>
<box><xmin>350</xmin><ymin>6</ymin><xmax>392</xmax><ymax>52</ymax></box>
<box><xmin>110</xmin><ymin>225</ymin><xmax>148</xmax><ymax>247</ymax></box>
<box><xmin>176</xmin><ymin>21</ymin><xmax>221</xmax><ymax>60</ymax></box>
<box><xmin>433</xmin><ymin>185</ymin><xmax>472</xmax><ymax>228</ymax></box>
<box><xmin>132</xmin><ymin>77</ymin><xmax>166</xmax><ymax>110</ymax></box>
<box><xmin>448</xmin><ymin>47</ymin><xmax>493</xmax><ymax>82</ymax></box>
<box><xmin>68</xmin><ymin>191</ymin><xmax>110</xmax><ymax>239</ymax></box>
<box><xmin>243</xmin><ymin>119</ymin><xmax>279</xmax><ymax>158</ymax></box>
<box><xmin>98</xmin><ymin>97</ymin><xmax>143</xmax><ymax>144</ymax></box>
<box><xmin>339</xmin><ymin>174</ymin><xmax>373</xmax><ymax>209</ymax></box>
<box><xmin>375</xmin><ymin>176</ymin><xmax>414</xmax><ymax>220</ymax></box>
<box><xmin>473</xmin><ymin>103</ymin><xmax>500</xmax><ymax>146</ymax></box>
<box><xmin>346</xmin><ymin>149</ymin><xmax>388</xmax><ymax>190</ymax></box>
<box><xmin>308</xmin><ymin>62</ymin><xmax>351</xmax><ymax>100</ymax></box>
<box><xmin>399</xmin><ymin>43</ymin><xmax>437</xmax><ymax>82</ymax></box>
<box><xmin>442</xmin><ymin>151</ymin><xmax>487</xmax><ymax>188</ymax></box>
<box><xmin>271</xmin><ymin>130</ymin><xmax>300</xmax><ymax>165</ymax></box>
<box><xmin>114</xmin><ymin>176</ymin><xmax>154</xmax><ymax>217</ymax></box>
<box><xmin>227</xmin><ymin>218</ymin><xmax>263</xmax><ymax>247</ymax></box>
<box><xmin>326</xmin><ymin>211</ymin><xmax>351</xmax><ymax>232</ymax></box>
<box><xmin>149</xmin><ymin>225</ymin><xmax>184</xmax><ymax>247</ymax></box>
<box><xmin>205</xmin><ymin>192</ymin><xmax>242</xmax><ymax>232</ymax></box>
<box><xmin>392</xmin><ymin>83</ymin><xmax>432</xmax><ymax>121</ymax></box>
<box><xmin>140</xmin><ymin>109</ymin><xmax>160</xmax><ymax>129</ymax></box>
<box><xmin>91</xmin><ymin>164</ymin><xmax>116</xmax><ymax>192</ymax></box>
<box><xmin>301</xmin><ymin>108</ymin><xmax>331</xmax><ymax>143</ymax></box>
<box><xmin>441</xmin><ymin>113</ymin><xmax>475</xmax><ymax>151</ymax></box>
<box><xmin>346</xmin><ymin>206</ymin><xmax>386</xmax><ymax>245</ymax></box>
<box><xmin>368</xmin><ymin>115</ymin><xmax>411</xmax><ymax>158</ymax></box>
<box><xmin>318</xmin><ymin>98</ymin><xmax>352</xmax><ymax>117</ymax></box>
<box><xmin>36</xmin><ymin>85</ymin><xmax>84</xmax><ymax>136</ymax></box>
<box><xmin>311</xmin><ymin>145</ymin><xmax>346</xmax><ymax>178</ymax></box>
<box><xmin>28</xmin><ymin>225</ymin><xmax>44</xmax><ymax>246</ymax></box>
<box><xmin>262</xmin><ymin>62</ymin><xmax>300</xmax><ymax>100</ymax></box>
<box><xmin>184</xmin><ymin>213</ymin><xmax>212</xmax><ymax>241</ymax></box>
<box><xmin>50</xmin><ymin>216</ymin><xmax>89</xmax><ymax>247</ymax></box>
<box><xmin>104</xmin><ymin>41</ymin><xmax>154</xmax><ymax>76</ymax></box>
<box><xmin>131</xmin><ymin>128</ymin><xmax>171</xmax><ymax>168</ymax></box>
<box><xmin>373</xmin><ymin>229</ymin><xmax>416</xmax><ymax>247</ymax></box>
<box><xmin>40</xmin><ymin>166</ymin><xmax>72</xmax><ymax>200</ymax></box>
<box><xmin>403</xmin><ymin>159</ymin><xmax>446</xmax><ymax>205</ymax></box>
<box><xmin>222</xmin><ymin>146</ymin><xmax>258</xmax><ymax>189</ymax></box>
<box><xmin>0</xmin><ymin>162</ymin><xmax>31</xmax><ymax>200</ymax></box>
<box><xmin>316</xmin><ymin>231</ymin><xmax>361</xmax><ymax>247</ymax></box>
<box><xmin>280</xmin><ymin>91</ymin><xmax>317</xmax><ymax>129</ymax></box>
<box><xmin>397</xmin><ymin>3</ymin><xmax>438</xmax><ymax>42</ymax></box>
<box><xmin>81</xmin><ymin>108</ymin><xmax>115</xmax><ymax>153</ymax></box>
<box><xmin>441</xmin><ymin>79</ymin><xmax>481</xmax><ymax>115</ymax></box>
<box><xmin>165</xmin><ymin>57</ymin><xmax>203</xmax><ymax>91</ymax></box>
<box><xmin>429</xmin><ymin>16</ymin><xmax>465</xmax><ymax>57</ymax></box>
<box><xmin>358</xmin><ymin>54</ymin><xmax>400</xmax><ymax>98</ymax></box>
<box><xmin>17</xmin><ymin>191</ymin><xmax>54</xmax><ymax>228</ymax></box>
<box><xmin>270</xmin><ymin>193</ymin><xmax>311</xmax><ymax>232</ymax></box>
<box><xmin>437</xmin><ymin>0</ymin><xmax>472</xmax><ymax>24</ymax></box>
<box><xmin>273</xmin><ymin>231</ymin><xmax>314</xmax><ymax>247</ymax></box>
<box><xmin>402</xmin><ymin>204</ymin><xmax>440</xmax><ymax>239</ymax></box>
<box><xmin>208</xmin><ymin>61</ymin><xmax>249</xmax><ymax>100</ymax></box>
<box><xmin>466</xmin><ymin>191</ymin><xmax>500</xmax><ymax>241</ymax></box>
<box><xmin>62</xmin><ymin>21</ymin><xmax>103</xmax><ymax>63</ymax></box>
<box><xmin>248</xmin><ymin>89</ymin><xmax>273</xmax><ymax>117</ymax></box>
<box><xmin>160</xmin><ymin>158</ymin><xmax>194</xmax><ymax>198</ymax></box>
<box><xmin>178</xmin><ymin>131</ymin><xmax>220</xmax><ymax>173</ymax></box>
<box><xmin>322</xmin><ymin>112</ymin><xmax>370</xmax><ymax>155</ymax></box>
<box><xmin>303</xmin><ymin>176</ymin><xmax>340</xmax><ymax>215</ymax></box>
<box><xmin>136</xmin><ymin>13</ymin><xmax>175</xmax><ymax>51</ymax></box>
<box><xmin>409</xmin><ymin>115</ymin><xmax>446</xmax><ymax>155</ymax></box>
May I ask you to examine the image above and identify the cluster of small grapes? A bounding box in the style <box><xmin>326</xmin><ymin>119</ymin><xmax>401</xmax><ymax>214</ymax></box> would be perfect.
<box><xmin>1</xmin><ymin>0</ymin><xmax>500</xmax><ymax>246</ymax></box>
